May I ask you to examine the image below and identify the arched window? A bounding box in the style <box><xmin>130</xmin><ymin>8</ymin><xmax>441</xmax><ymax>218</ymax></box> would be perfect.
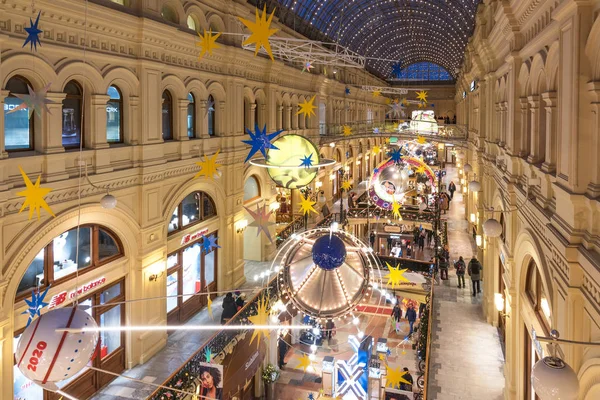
<box><xmin>244</xmin><ymin>176</ymin><xmax>261</xmax><ymax>203</ymax></box>
<box><xmin>187</xmin><ymin>93</ymin><xmax>195</xmax><ymax>138</ymax></box>
<box><xmin>334</xmin><ymin>149</ymin><xmax>342</xmax><ymax>162</ymax></box>
<box><xmin>62</xmin><ymin>80</ymin><xmax>83</xmax><ymax>149</ymax></box>
<box><xmin>107</xmin><ymin>85</ymin><xmax>123</xmax><ymax>143</ymax></box>
<box><xmin>161</xmin><ymin>5</ymin><xmax>178</xmax><ymax>24</ymax></box>
<box><xmin>207</xmin><ymin>95</ymin><xmax>216</xmax><ymax>136</ymax></box>
<box><xmin>254</xmin><ymin>101</ymin><xmax>260</xmax><ymax>127</ymax></box>
<box><xmin>500</xmin><ymin>213</ymin><xmax>506</xmax><ymax>242</ymax></box>
<box><xmin>525</xmin><ymin>260</ymin><xmax>551</xmax><ymax>332</ymax></box>
<box><xmin>187</xmin><ymin>15</ymin><xmax>197</xmax><ymax>31</ymax></box>
<box><xmin>162</xmin><ymin>90</ymin><xmax>173</xmax><ymax>140</ymax></box>
<box><xmin>4</xmin><ymin>76</ymin><xmax>34</xmax><ymax>151</ymax></box>
<box><xmin>15</xmin><ymin>225</ymin><xmax>123</xmax><ymax>298</ymax></box>
<box><xmin>168</xmin><ymin>191</ymin><xmax>217</xmax><ymax>234</ymax></box>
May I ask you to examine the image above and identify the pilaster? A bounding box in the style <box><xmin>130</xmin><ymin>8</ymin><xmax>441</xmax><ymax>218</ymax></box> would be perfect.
<box><xmin>541</xmin><ymin>91</ymin><xmax>557</xmax><ymax>173</ymax></box>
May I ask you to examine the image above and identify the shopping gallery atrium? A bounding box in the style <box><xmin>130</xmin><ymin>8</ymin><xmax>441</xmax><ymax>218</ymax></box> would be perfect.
<box><xmin>4</xmin><ymin>0</ymin><xmax>600</xmax><ymax>399</ymax></box>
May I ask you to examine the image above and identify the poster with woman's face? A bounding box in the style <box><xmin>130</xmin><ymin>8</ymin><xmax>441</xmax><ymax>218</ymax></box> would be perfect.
<box><xmin>196</xmin><ymin>362</ymin><xmax>224</xmax><ymax>400</ymax></box>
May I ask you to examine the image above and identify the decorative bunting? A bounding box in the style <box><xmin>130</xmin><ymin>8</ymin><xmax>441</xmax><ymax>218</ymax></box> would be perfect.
<box><xmin>21</xmin><ymin>286</ymin><xmax>50</xmax><ymax>327</ymax></box>
<box><xmin>242</xmin><ymin>124</ymin><xmax>284</xmax><ymax>163</ymax></box>
<box><xmin>196</xmin><ymin>29</ymin><xmax>221</xmax><ymax>59</ymax></box>
<box><xmin>248</xmin><ymin>296</ymin><xmax>270</xmax><ymax>348</ymax></box>
<box><xmin>23</xmin><ymin>11</ymin><xmax>43</xmax><ymax>51</ymax></box>
<box><xmin>244</xmin><ymin>204</ymin><xmax>276</xmax><ymax>243</ymax></box>
<box><xmin>239</xmin><ymin>5</ymin><xmax>279</xmax><ymax>61</ymax></box>
<box><xmin>17</xmin><ymin>166</ymin><xmax>55</xmax><ymax>220</ymax></box>
<box><xmin>8</xmin><ymin>83</ymin><xmax>55</xmax><ymax>119</ymax></box>
<box><xmin>194</xmin><ymin>150</ymin><xmax>222</xmax><ymax>180</ymax></box>
<box><xmin>297</xmin><ymin>95</ymin><xmax>317</xmax><ymax>118</ymax></box>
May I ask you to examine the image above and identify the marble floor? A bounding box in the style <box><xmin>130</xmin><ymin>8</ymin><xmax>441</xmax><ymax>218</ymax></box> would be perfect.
<box><xmin>89</xmin><ymin>260</ymin><xmax>271</xmax><ymax>400</ymax></box>
<box><xmin>426</xmin><ymin>166</ymin><xmax>505</xmax><ymax>400</ymax></box>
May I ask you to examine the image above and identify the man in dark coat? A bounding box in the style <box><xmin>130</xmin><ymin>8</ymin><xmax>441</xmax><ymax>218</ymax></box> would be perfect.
<box><xmin>221</xmin><ymin>292</ymin><xmax>237</xmax><ymax>324</ymax></box>
<box><xmin>468</xmin><ymin>257</ymin><xmax>483</xmax><ymax>296</ymax></box>
<box><xmin>406</xmin><ymin>305</ymin><xmax>417</xmax><ymax>336</ymax></box>
<box><xmin>278</xmin><ymin>334</ymin><xmax>289</xmax><ymax>368</ymax></box>
<box><xmin>400</xmin><ymin>367</ymin><xmax>414</xmax><ymax>391</ymax></box>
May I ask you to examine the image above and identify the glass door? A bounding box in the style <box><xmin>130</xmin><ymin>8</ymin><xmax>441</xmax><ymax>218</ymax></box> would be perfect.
<box><xmin>202</xmin><ymin>233</ymin><xmax>218</xmax><ymax>305</ymax></box>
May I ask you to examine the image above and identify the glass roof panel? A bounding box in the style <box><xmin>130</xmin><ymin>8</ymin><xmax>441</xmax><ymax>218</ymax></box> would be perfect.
<box><xmin>275</xmin><ymin>0</ymin><xmax>481</xmax><ymax>79</ymax></box>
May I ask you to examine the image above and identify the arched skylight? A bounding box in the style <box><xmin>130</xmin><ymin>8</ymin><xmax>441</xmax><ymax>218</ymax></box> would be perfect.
<box><xmin>275</xmin><ymin>0</ymin><xmax>481</xmax><ymax>79</ymax></box>
<box><xmin>391</xmin><ymin>62</ymin><xmax>453</xmax><ymax>81</ymax></box>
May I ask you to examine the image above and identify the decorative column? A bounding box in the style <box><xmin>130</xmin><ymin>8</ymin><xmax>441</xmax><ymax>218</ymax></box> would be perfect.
<box><xmin>218</xmin><ymin>101</ymin><xmax>225</xmax><ymax>136</ymax></box>
<box><xmin>505</xmin><ymin>54</ymin><xmax>522</xmax><ymax>156</ymax></box>
<box><xmin>518</xmin><ymin>97</ymin><xmax>530</xmax><ymax>158</ymax></box>
<box><xmin>541</xmin><ymin>92</ymin><xmax>557</xmax><ymax>174</ymax></box>
<box><xmin>284</xmin><ymin>106</ymin><xmax>291</xmax><ymax>130</ymax></box>
<box><xmin>198</xmin><ymin>100</ymin><xmax>208</xmax><ymax>138</ymax></box>
<box><xmin>586</xmin><ymin>82</ymin><xmax>600</xmax><ymax>197</ymax></box>
<box><xmin>527</xmin><ymin>95</ymin><xmax>542</xmax><ymax>164</ymax></box>
<box><xmin>277</xmin><ymin>105</ymin><xmax>283</xmax><ymax>130</ymax></box>
<box><xmin>291</xmin><ymin>104</ymin><xmax>298</xmax><ymax>130</ymax></box>
<box><xmin>129</xmin><ymin>96</ymin><xmax>140</xmax><ymax>145</ymax></box>
<box><xmin>89</xmin><ymin>94</ymin><xmax>111</xmax><ymax>150</ymax></box>
<box><xmin>175</xmin><ymin>99</ymin><xmax>189</xmax><ymax>141</ymax></box>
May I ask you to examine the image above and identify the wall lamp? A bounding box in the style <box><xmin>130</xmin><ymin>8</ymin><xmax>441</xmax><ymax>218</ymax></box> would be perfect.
<box><xmin>475</xmin><ymin>234</ymin><xmax>483</xmax><ymax>248</ymax></box>
<box><xmin>494</xmin><ymin>293</ymin><xmax>509</xmax><ymax>318</ymax></box>
<box><xmin>149</xmin><ymin>271</ymin><xmax>164</xmax><ymax>282</ymax></box>
<box><xmin>236</xmin><ymin>219</ymin><xmax>248</xmax><ymax>233</ymax></box>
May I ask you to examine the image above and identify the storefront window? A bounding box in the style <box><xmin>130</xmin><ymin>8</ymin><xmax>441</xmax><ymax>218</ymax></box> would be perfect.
<box><xmin>15</xmin><ymin>225</ymin><xmax>123</xmax><ymax>298</ymax></box>
<box><xmin>205</xmin><ymin>249</ymin><xmax>215</xmax><ymax>286</ymax></box>
<box><xmin>100</xmin><ymin>283</ymin><xmax>122</xmax><ymax>304</ymax></box>
<box><xmin>107</xmin><ymin>85</ymin><xmax>122</xmax><ymax>143</ymax></box>
<box><xmin>168</xmin><ymin>191</ymin><xmax>217</xmax><ymax>235</ymax></box>
<box><xmin>182</xmin><ymin>243</ymin><xmax>202</xmax><ymax>303</ymax></box>
<box><xmin>167</xmin><ymin>271</ymin><xmax>178</xmax><ymax>313</ymax></box>
<box><xmin>4</xmin><ymin>76</ymin><xmax>34</xmax><ymax>151</ymax></box>
<box><xmin>100</xmin><ymin>307</ymin><xmax>122</xmax><ymax>357</ymax></box>
<box><xmin>62</xmin><ymin>81</ymin><xmax>83</xmax><ymax>149</ymax></box>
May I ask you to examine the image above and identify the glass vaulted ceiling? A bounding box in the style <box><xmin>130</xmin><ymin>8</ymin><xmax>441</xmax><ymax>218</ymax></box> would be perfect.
<box><xmin>275</xmin><ymin>0</ymin><xmax>481</xmax><ymax>80</ymax></box>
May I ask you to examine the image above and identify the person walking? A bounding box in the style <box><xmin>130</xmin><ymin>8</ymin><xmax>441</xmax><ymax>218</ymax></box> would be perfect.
<box><xmin>221</xmin><ymin>292</ymin><xmax>237</xmax><ymax>324</ymax></box>
<box><xmin>391</xmin><ymin>303</ymin><xmax>403</xmax><ymax>333</ymax></box>
<box><xmin>418</xmin><ymin>232</ymin><xmax>425</xmax><ymax>251</ymax></box>
<box><xmin>454</xmin><ymin>256</ymin><xmax>466</xmax><ymax>288</ymax></box>
<box><xmin>325</xmin><ymin>319</ymin><xmax>335</xmax><ymax>341</ymax></box>
<box><xmin>278</xmin><ymin>333</ymin><xmax>289</xmax><ymax>368</ymax></box>
<box><xmin>468</xmin><ymin>256</ymin><xmax>483</xmax><ymax>296</ymax></box>
<box><xmin>406</xmin><ymin>305</ymin><xmax>417</xmax><ymax>336</ymax></box>
<box><xmin>400</xmin><ymin>367</ymin><xmax>414</xmax><ymax>391</ymax></box>
<box><xmin>439</xmin><ymin>255</ymin><xmax>449</xmax><ymax>280</ymax></box>
<box><xmin>448</xmin><ymin>181</ymin><xmax>456</xmax><ymax>200</ymax></box>
<box><xmin>369</xmin><ymin>230</ymin><xmax>376</xmax><ymax>249</ymax></box>
<box><xmin>387</xmin><ymin>236</ymin><xmax>393</xmax><ymax>252</ymax></box>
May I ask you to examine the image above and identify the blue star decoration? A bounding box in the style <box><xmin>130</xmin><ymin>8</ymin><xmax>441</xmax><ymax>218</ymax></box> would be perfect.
<box><xmin>242</xmin><ymin>124</ymin><xmax>284</xmax><ymax>163</ymax></box>
<box><xmin>386</xmin><ymin>348</ymin><xmax>392</xmax><ymax>356</ymax></box>
<box><xmin>373</xmin><ymin>168</ymin><xmax>380</xmax><ymax>174</ymax></box>
<box><xmin>201</xmin><ymin>234</ymin><xmax>221</xmax><ymax>253</ymax></box>
<box><xmin>23</xmin><ymin>11</ymin><xmax>43</xmax><ymax>51</ymax></box>
<box><xmin>299</xmin><ymin>153</ymin><xmax>314</xmax><ymax>168</ymax></box>
<box><xmin>388</xmin><ymin>148</ymin><xmax>403</xmax><ymax>163</ymax></box>
<box><xmin>391</xmin><ymin>62</ymin><xmax>403</xmax><ymax>78</ymax></box>
<box><xmin>22</xmin><ymin>286</ymin><xmax>50</xmax><ymax>327</ymax></box>
<box><xmin>308</xmin><ymin>394</ymin><xmax>315</xmax><ymax>400</ymax></box>
<box><xmin>345</xmin><ymin>87</ymin><xmax>351</xmax><ymax>95</ymax></box>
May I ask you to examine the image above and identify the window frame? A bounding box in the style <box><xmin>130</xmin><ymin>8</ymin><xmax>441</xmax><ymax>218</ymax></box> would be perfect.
<box><xmin>168</xmin><ymin>191</ymin><xmax>218</xmax><ymax>236</ymax></box>
<box><xmin>187</xmin><ymin>92</ymin><xmax>196</xmax><ymax>138</ymax></box>
<box><xmin>207</xmin><ymin>94</ymin><xmax>216</xmax><ymax>137</ymax></box>
<box><xmin>162</xmin><ymin>90</ymin><xmax>174</xmax><ymax>141</ymax></box>
<box><xmin>243</xmin><ymin>176</ymin><xmax>261</xmax><ymax>204</ymax></box>
<box><xmin>15</xmin><ymin>225</ymin><xmax>124</xmax><ymax>301</ymax></box>
<box><xmin>5</xmin><ymin>75</ymin><xmax>35</xmax><ymax>152</ymax></box>
<box><xmin>107</xmin><ymin>85</ymin><xmax>124</xmax><ymax>144</ymax></box>
<box><xmin>525</xmin><ymin>260</ymin><xmax>551</xmax><ymax>334</ymax></box>
<box><xmin>62</xmin><ymin>80</ymin><xmax>85</xmax><ymax>150</ymax></box>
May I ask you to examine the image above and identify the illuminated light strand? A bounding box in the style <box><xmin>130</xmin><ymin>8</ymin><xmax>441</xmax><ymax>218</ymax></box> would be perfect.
<box><xmin>57</xmin><ymin>324</ymin><xmax>309</xmax><ymax>333</ymax></box>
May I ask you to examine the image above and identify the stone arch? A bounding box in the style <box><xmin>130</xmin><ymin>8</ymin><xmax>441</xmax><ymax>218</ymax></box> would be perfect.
<box><xmin>518</xmin><ymin>62</ymin><xmax>531</xmax><ymax>97</ymax></box>
<box><xmin>184</xmin><ymin>4</ymin><xmax>209</xmax><ymax>31</ymax></box>
<box><xmin>161</xmin><ymin>74</ymin><xmax>187</xmax><ymax>100</ymax></box>
<box><xmin>579</xmin><ymin>358</ymin><xmax>600</xmax><ymax>399</ymax></box>
<box><xmin>514</xmin><ymin>228</ymin><xmax>553</xmax><ymax>308</ymax></box>
<box><xmin>185</xmin><ymin>78</ymin><xmax>209</xmax><ymax>99</ymax></box>
<box><xmin>55</xmin><ymin>61</ymin><xmax>104</xmax><ymax>93</ymax></box>
<box><xmin>161</xmin><ymin>0</ymin><xmax>185</xmax><ymax>25</ymax></box>
<box><xmin>546</xmin><ymin>41</ymin><xmax>560</xmax><ymax>91</ymax></box>
<box><xmin>206</xmin><ymin>13</ymin><xmax>226</xmax><ymax>33</ymax></box>
<box><xmin>530</xmin><ymin>52</ymin><xmax>548</xmax><ymax>95</ymax></box>
<box><xmin>103</xmin><ymin>66</ymin><xmax>140</xmax><ymax>97</ymax></box>
<box><xmin>0</xmin><ymin>53</ymin><xmax>57</xmax><ymax>89</ymax></box>
<box><xmin>243</xmin><ymin>165</ymin><xmax>270</xmax><ymax>204</ymax></box>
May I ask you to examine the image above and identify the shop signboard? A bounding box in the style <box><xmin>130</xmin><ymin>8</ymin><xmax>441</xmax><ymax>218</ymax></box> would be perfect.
<box><xmin>48</xmin><ymin>276</ymin><xmax>107</xmax><ymax>309</ymax></box>
<box><xmin>180</xmin><ymin>227</ymin><xmax>209</xmax><ymax>246</ymax></box>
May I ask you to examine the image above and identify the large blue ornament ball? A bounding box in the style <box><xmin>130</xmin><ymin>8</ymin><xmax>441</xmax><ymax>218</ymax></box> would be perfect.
<box><xmin>312</xmin><ymin>235</ymin><xmax>347</xmax><ymax>270</ymax></box>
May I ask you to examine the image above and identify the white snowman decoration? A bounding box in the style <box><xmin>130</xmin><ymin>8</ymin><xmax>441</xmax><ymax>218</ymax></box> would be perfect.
<box><xmin>16</xmin><ymin>307</ymin><xmax>99</xmax><ymax>388</ymax></box>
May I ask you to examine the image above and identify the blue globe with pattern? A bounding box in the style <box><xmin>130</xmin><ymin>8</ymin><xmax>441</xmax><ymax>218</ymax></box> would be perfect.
<box><xmin>312</xmin><ymin>235</ymin><xmax>347</xmax><ymax>270</ymax></box>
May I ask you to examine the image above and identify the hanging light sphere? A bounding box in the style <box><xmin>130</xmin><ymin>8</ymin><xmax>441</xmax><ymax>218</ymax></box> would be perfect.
<box><xmin>100</xmin><ymin>194</ymin><xmax>117</xmax><ymax>209</ymax></box>
<box><xmin>463</xmin><ymin>163</ymin><xmax>473</xmax><ymax>173</ymax></box>
<box><xmin>483</xmin><ymin>218</ymin><xmax>502</xmax><ymax>237</ymax></box>
<box><xmin>468</xmin><ymin>180</ymin><xmax>482</xmax><ymax>192</ymax></box>
<box><xmin>531</xmin><ymin>356</ymin><xmax>579</xmax><ymax>400</ymax></box>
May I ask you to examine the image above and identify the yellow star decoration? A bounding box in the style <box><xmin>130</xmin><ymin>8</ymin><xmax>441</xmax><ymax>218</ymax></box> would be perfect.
<box><xmin>248</xmin><ymin>295</ymin><xmax>270</xmax><ymax>348</ymax></box>
<box><xmin>195</xmin><ymin>150</ymin><xmax>222</xmax><ymax>180</ymax></box>
<box><xmin>416</xmin><ymin>90</ymin><xmax>428</xmax><ymax>103</ymax></box>
<box><xmin>415</xmin><ymin>165</ymin><xmax>426</xmax><ymax>174</ymax></box>
<box><xmin>319</xmin><ymin>389</ymin><xmax>325</xmax><ymax>396</ymax></box>
<box><xmin>416</xmin><ymin>135</ymin><xmax>427</xmax><ymax>145</ymax></box>
<box><xmin>384</xmin><ymin>97</ymin><xmax>392</xmax><ymax>105</ymax></box>
<box><xmin>296</xmin><ymin>353</ymin><xmax>312</xmax><ymax>373</ymax></box>
<box><xmin>196</xmin><ymin>29</ymin><xmax>221</xmax><ymax>59</ymax></box>
<box><xmin>418</xmin><ymin>102</ymin><xmax>425</xmax><ymax>109</ymax></box>
<box><xmin>386</xmin><ymin>366</ymin><xmax>412</xmax><ymax>389</ymax></box>
<box><xmin>341</xmin><ymin>181</ymin><xmax>352</xmax><ymax>191</ymax></box>
<box><xmin>17</xmin><ymin>166</ymin><xmax>55</xmax><ymax>220</ymax></box>
<box><xmin>401</xmin><ymin>98</ymin><xmax>409</xmax><ymax>107</ymax></box>
<box><xmin>373</xmin><ymin>89</ymin><xmax>382</xmax><ymax>97</ymax></box>
<box><xmin>297</xmin><ymin>95</ymin><xmax>317</xmax><ymax>118</ymax></box>
<box><xmin>385</xmin><ymin>137</ymin><xmax>391</xmax><ymax>144</ymax></box>
<box><xmin>299</xmin><ymin>196</ymin><xmax>318</xmax><ymax>215</ymax></box>
<box><xmin>379</xmin><ymin>353</ymin><xmax>386</xmax><ymax>361</ymax></box>
<box><xmin>207</xmin><ymin>296</ymin><xmax>213</xmax><ymax>320</ymax></box>
<box><xmin>239</xmin><ymin>5</ymin><xmax>279</xmax><ymax>61</ymax></box>
<box><xmin>385</xmin><ymin>262</ymin><xmax>409</xmax><ymax>289</ymax></box>
<box><xmin>372</xmin><ymin>145</ymin><xmax>381</xmax><ymax>155</ymax></box>
<box><xmin>342</xmin><ymin>125</ymin><xmax>352</xmax><ymax>136</ymax></box>
<box><xmin>391</xmin><ymin>200</ymin><xmax>402</xmax><ymax>220</ymax></box>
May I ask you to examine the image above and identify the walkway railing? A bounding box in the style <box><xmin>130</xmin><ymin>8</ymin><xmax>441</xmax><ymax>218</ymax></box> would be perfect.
<box><xmin>420</xmin><ymin>276</ymin><xmax>435</xmax><ymax>399</ymax></box>
<box><xmin>276</xmin><ymin>215</ymin><xmax>305</xmax><ymax>247</ymax></box>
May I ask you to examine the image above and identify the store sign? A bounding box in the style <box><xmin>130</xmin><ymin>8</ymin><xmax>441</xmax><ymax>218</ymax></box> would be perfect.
<box><xmin>384</xmin><ymin>225</ymin><xmax>402</xmax><ymax>233</ymax></box>
<box><xmin>48</xmin><ymin>277</ymin><xmax>107</xmax><ymax>309</ymax></box>
<box><xmin>180</xmin><ymin>227</ymin><xmax>209</xmax><ymax>246</ymax></box>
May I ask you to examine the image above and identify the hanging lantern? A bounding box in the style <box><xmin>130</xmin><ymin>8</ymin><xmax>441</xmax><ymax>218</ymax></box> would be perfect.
<box><xmin>531</xmin><ymin>357</ymin><xmax>579</xmax><ymax>400</ymax></box>
<box><xmin>468</xmin><ymin>180</ymin><xmax>481</xmax><ymax>192</ymax></box>
<box><xmin>463</xmin><ymin>163</ymin><xmax>473</xmax><ymax>173</ymax></box>
<box><xmin>100</xmin><ymin>193</ymin><xmax>117</xmax><ymax>209</ymax></box>
<box><xmin>483</xmin><ymin>218</ymin><xmax>502</xmax><ymax>237</ymax></box>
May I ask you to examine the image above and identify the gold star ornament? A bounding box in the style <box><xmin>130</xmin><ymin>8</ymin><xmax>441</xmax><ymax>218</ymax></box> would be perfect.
<box><xmin>385</xmin><ymin>97</ymin><xmax>392</xmax><ymax>105</ymax></box>
<box><xmin>392</xmin><ymin>200</ymin><xmax>402</xmax><ymax>220</ymax></box>
<box><xmin>297</xmin><ymin>95</ymin><xmax>317</xmax><ymax>118</ymax></box>
<box><xmin>385</xmin><ymin>262</ymin><xmax>409</xmax><ymax>289</ymax></box>
<box><xmin>415</xmin><ymin>165</ymin><xmax>426</xmax><ymax>174</ymax></box>
<box><xmin>386</xmin><ymin>366</ymin><xmax>412</xmax><ymax>388</ymax></box>
<box><xmin>239</xmin><ymin>5</ymin><xmax>279</xmax><ymax>61</ymax></box>
<box><xmin>196</xmin><ymin>29</ymin><xmax>221</xmax><ymax>59</ymax></box>
<box><xmin>372</xmin><ymin>145</ymin><xmax>381</xmax><ymax>155</ymax></box>
<box><xmin>296</xmin><ymin>353</ymin><xmax>312</xmax><ymax>373</ymax></box>
<box><xmin>299</xmin><ymin>196</ymin><xmax>318</xmax><ymax>215</ymax></box>
<box><xmin>416</xmin><ymin>90</ymin><xmax>428</xmax><ymax>103</ymax></box>
<box><xmin>373</xmin><ymin>89</ymin><xmax>382</xmax><ymax>97</ymax></box>
<box><xmin>342</xmin><ymin>125</ymin><xmax>352</xmax><ymax>136</ymax></box>
<box><xmin>17</xmin><ymin>166</ymin><xmax>55</xmax><ymax>220</ymax></box>
<box><xmin>341</xmin><ymin>181</ymin><xmax>352</xmax><ymax>191</ymax></box>
<box><xmin>416</xmin><ymin>135</ymin><xmax>427</xmax><ymax>145</ymax></box>
<box><xmin>194</xmin><ymin>150</ymin><xmax>222</xmax><ymax>180</ymax></box>
<box><xmin>248</xmin><ymin>295</ymin><xmax>270</xmax><ymax>348</ymax></box>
